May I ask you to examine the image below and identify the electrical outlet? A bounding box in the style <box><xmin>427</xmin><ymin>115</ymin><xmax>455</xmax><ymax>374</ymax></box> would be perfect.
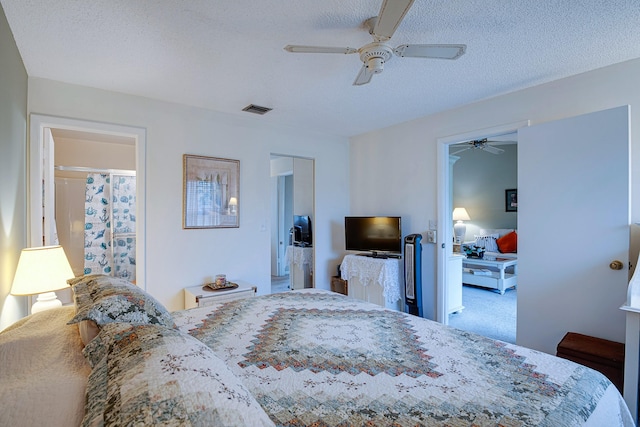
<box><xmin>426</xmin><ymin>230</ymin><xmax>437</xmax><ymax>243</ymax></box>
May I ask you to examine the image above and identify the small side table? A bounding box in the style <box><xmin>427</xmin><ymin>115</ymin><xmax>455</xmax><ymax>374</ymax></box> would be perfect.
<box><xmin>184</xmin><ymin>281</ymin><xmax>256</xmax><ymax>309</ymax></box>
<box><xmin>556</xmin><ymin>332</ymin><xmax>624</xmax><ymax>392</ymax></box>
<box><xmin>331</xmin><ymin>276</ymin><xmax>348</xmax><ymax>295</ymax></box>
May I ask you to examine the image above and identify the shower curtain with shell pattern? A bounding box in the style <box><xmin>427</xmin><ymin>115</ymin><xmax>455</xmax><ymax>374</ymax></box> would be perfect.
<box><xmin>84</xmin><ymin>173</ymin><xmax>136</xmax><ymax>282</ymax></box>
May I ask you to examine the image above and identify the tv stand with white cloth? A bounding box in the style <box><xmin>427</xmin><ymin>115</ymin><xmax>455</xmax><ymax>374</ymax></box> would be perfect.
<box><xmin>340</xmin><ymin>254</ymin><xmax>403</xmax><ymax>311</ymax></box>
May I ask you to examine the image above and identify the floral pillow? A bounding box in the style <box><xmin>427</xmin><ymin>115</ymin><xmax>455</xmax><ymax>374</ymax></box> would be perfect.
<box><xmin>82</xmin><ymin>322</ymin><xmax>275</xmax><ymax>427</ymax></box>
<box><xmin>67</xmin><ymin>274</ymin><xmax>175</xmax><ymax>338</ymax></box>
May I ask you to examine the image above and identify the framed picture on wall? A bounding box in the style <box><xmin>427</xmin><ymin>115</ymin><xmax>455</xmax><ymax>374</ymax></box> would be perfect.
<box><xmin>505</xmin><ymin>188</ymin><xmax>517</xmax><ymax>212</ymax></box>
<box><xmin>183</xmin><ymin>154</ymin><xmax>239</xmax><ymax>229</ymax></box>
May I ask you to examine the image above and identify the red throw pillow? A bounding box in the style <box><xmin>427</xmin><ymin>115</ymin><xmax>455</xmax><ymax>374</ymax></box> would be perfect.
<box><xmin>497</xmin><ymin>231</ymin><xmax>517</xmax><ymax>253</ymax></box>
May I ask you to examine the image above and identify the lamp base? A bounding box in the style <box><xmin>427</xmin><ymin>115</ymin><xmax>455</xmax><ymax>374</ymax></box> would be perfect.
<box><xmin>453</xmin><ymin>221</ymin><xmax>467</xmax><ymax>244</ymax></box>
<box><xmin>31</xmin><ymin>291</ymin><xmax>63</xmax><ymax>314</ymax></box>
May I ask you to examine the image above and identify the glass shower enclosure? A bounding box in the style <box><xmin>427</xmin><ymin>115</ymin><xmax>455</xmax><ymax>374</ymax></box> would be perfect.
<box><xmin>55</xmin><ymin>166</ymin><xmax>137</xmax><ymax>282</ymax></box>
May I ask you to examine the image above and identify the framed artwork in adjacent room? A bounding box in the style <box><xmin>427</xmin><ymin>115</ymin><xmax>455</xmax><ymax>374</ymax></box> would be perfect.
<box><xmin>505</xmin><ymin>188</ymin><xmax>517</xmax><ymax>212</ymax></box>
<box><xmin>183</xmin><ymin>154</ymin><xmax>239</xmax><ymax>228</ymax></box>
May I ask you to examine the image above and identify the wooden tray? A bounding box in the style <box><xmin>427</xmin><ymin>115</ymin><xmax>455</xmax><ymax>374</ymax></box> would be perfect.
<box><xmin>203</xmin><ymin>282</ymin><xmax>238</xmax><ymax>291</ymax></box>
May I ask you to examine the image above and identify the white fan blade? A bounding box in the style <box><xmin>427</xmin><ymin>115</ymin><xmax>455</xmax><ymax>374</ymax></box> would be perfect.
<box><xmin>372</xmin><ymin>0</ymin><xmax>415</xmax><ymax>41</ymax></box>
<box><xmin>284</xmin><ymin>45</ymin><xmax>358</xmax><ymax>54</ymax></box>
<box><xmin>394</xmin><ymin>44</ymin><xmax>466</xmax><ymax>59</ymax></box>
<box><xmin>353</xmin><ymin>65</ymin><xmax>374</xmax><ymax>86</ymax></box>
<box><xmin>485</xmin><ymin>139</ymin><xmax>517</xmax><ymax>145</ymax></box>
<box><xmin>450</xmin><ymin>147</ymin><xmax>471</xmax><ymax>156</ymax></box>
<box><xmin>482</xmin><ymin>145</ymin><xmax>504</xmax><ymax>155</ymax></box>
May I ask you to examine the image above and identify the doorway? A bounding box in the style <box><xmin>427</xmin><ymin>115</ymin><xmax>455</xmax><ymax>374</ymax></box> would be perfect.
<box><xmin>436</xmin><ymin>121</ymin><xmax>527</xmax><ymax>329</ymax></box>
<box><xmin>437</xmin><ymin>107</ymin><xmax>630</xmax><ymax>356</ymax></box>
<box><xmin>29</xmin><ymin>114</ymin><xmax>146</xmax><ymax>303</ymax></box>
<box><xmin>447</xmin><ymin>135</ymin><xmax>518</xmax><ymax>342</ymax></box>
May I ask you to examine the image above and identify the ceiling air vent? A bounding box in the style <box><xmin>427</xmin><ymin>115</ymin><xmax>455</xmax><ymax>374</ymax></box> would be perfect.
<box><xmin>242</xmin><ymin>104</ymin><xmax>272</xmax><ymax>115</ymax></box>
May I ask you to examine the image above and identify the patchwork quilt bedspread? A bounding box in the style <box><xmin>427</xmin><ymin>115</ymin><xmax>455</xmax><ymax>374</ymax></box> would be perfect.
<box><xmin>173</xmin><ymin>289</ymin><xmax>633</xmax><ymax>426</ymax></box>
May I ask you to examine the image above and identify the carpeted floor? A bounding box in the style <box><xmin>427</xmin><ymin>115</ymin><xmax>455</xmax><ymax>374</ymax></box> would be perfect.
<box><xmin>271</xmin><ymin>275</ymin><xmax>291</xmax><ymax>293</ymax></box>
<box><xmin>448</xmin><ymin>285</ymin><xmax>517</xmax><ymax>343</ymax></box>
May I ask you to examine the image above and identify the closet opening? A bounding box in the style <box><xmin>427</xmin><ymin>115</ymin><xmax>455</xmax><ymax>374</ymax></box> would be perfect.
<box><xmin>270</xmin><ymin>155</ymin><xmax>314</xmax><ymax>293</ymax></box>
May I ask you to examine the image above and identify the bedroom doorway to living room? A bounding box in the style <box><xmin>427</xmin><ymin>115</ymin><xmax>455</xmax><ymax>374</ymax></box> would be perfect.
<box><xmin>439</xmin><ymin>107</ymin><xmax>630</xmax><ymax>357</ymax></box>
<box><xmin>436</xmin><ymin>121</ymin><xmax>525</xmax><ymax>344</ymax></box>
<box><xmin>447</xmin><ymin>133</ymin><xmax>518</xmax><ymax>343</ymax></box>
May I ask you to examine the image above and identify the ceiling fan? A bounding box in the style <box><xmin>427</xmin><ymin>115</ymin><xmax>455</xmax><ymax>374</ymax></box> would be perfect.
<box><xmin>283</xmin><ymin>0</ymin><xmax>466</xmax><ymax>86</ymax></box>
<box><xmin>450</xmin><ymin>137</ymin><xmax>516</xmax><ymax>156</ymax></box>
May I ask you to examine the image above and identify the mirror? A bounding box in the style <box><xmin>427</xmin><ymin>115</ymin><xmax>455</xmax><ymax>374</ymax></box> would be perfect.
<box><xmin>270</xmin><ymin>155</ymin><xmax>314</xmax><ymax>292</ymax></box>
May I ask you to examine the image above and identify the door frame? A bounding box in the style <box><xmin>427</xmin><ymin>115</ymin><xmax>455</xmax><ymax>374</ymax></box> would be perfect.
<box><xmin>28</xmin><ymin>114</ymin><xmax>147</xmax><ymax>288</ymax></box>
<box><xmin>436</xmin><ymin>120</ymin><xmax>528</xmax><ymax>324</ymax></box>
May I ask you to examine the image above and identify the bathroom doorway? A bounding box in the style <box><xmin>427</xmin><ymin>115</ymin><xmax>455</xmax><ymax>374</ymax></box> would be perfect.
<box><xmin>29</xmin><ymin>114</ymin><xmax>146</xmax><ymax>305</ymax></box>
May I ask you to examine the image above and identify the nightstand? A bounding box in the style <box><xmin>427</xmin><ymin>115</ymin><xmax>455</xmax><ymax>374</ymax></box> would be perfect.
<box><xmin>184</xmin><ymin>281</ymin><xmax>256</xmax><ymax>309</ymax></box>
<box><xmin>331</xmin><ymin>276</ymin><xmax>348</xmax><ymax>295</ymax></box>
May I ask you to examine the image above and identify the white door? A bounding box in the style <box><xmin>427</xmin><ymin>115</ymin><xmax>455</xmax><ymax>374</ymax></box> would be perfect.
<box><xmin>518</xmin><ymin>105</ymin><xmax>630</xmax><ymax>354</ymax></box>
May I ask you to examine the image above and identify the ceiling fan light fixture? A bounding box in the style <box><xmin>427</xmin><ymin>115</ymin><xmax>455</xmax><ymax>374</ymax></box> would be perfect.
<box><xmin>359</xmin><ymin>44</ymin><xmax>393</xmax><ymax>74</ymax></box>
<box><xmin>367</xmin><ymin>57</ymin><xmax>385</xmax><ymax>73</ymax></box>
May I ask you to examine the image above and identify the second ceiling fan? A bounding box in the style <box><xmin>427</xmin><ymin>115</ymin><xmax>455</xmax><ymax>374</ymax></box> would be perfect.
<box><xmin>450</xmin><ymin>133</ymin><xmax>518</xmax><ymax>156</ymax></box>
<box><xmin>284</xmin><ymin>0</ymin><xmax>467</xmax><ymax>86</ymax></box>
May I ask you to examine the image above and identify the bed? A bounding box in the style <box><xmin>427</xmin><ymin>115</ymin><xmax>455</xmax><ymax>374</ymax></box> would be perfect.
<box><xmin>0</xmin><ymin>274</ymin><xmax>634</xmax><ymax>426</ymax></box>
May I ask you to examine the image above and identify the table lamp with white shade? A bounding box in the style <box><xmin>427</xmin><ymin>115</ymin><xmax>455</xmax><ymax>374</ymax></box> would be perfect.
<box><xmin>452</xmin><ymin>207</ymin><xmax>471</xmax><ymax>244</ymax></box>
<box><xmin>10</xmin><ymin>245</ymin><xmax>75</xmax><ymax>314</ymax></box>
<box><xmin>228</xmin><ymin>197</ymin><xmax>238</xmax><ymax>215</ymax></box>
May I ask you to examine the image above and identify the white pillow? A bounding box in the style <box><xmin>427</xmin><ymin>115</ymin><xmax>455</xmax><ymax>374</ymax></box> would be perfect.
<box><xmin>480</xmin><ymin>229</ymin><xmax>515</xmax><ymax>238</ymax></box>
<box><xmin>474</xmin><ymin>234</ymin><xmax>499</xmax><ymax>252</ymax></box>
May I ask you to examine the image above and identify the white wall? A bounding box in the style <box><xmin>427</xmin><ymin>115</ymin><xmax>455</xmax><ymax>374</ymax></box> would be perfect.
<box><xmin>54</xmin><ymin>136</ymin><xmax>136</xmax><ymax>170</ymax></box>
<box><xmin>27</xmin><ymin>78</ymin><xmax>350</xmax><ymax>311</ymax></box>
<box><xmin>350</xmin><ymin>58</ymin><xmax>640</xmax><ymax>352</ymax></box>
<box><xmin>0</xmin><ymin>4</ymin><xmax>28</xmax><ymax>329</ymax></box>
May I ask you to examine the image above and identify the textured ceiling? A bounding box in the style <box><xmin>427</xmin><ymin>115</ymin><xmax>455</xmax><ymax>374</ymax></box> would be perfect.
<box><xmin>3</xmin><ymin>0</ymin><xmax>640</xmax><ymax>137</ymax></box>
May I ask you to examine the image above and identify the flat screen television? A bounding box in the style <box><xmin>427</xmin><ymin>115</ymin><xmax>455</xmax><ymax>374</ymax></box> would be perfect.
<box><xmin>344</xmin><ymin>216</ymin><xmax>402</xmax><ymax>257</ymax></box>
<box><xmin>293</xmin><ymin>215</ymin><xmax>312</xmax><ymax>246</ymax></box>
